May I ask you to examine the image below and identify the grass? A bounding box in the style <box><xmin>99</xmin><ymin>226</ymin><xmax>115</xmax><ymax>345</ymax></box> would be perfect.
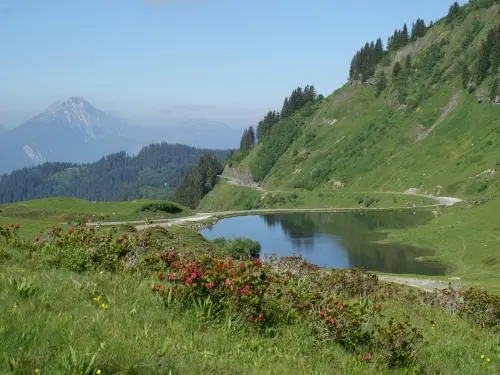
<box><xmin>0</xmin><ymin>224</ymin><xmax>498</xmax><ymax>374</ymax></box>
<box><xmin>205</xmin><ymin>3</ymin><xmax>500</xmax><ymax>291</ymax></box>
<box><xmin>391</xmin><ymin>196</ymin><xmax>500</xmax><ymax>292</ymax></box>
<box><xmin>0</xmin><ymin>198</ymin><xmax>191</xmax><ymax>238</ymax></box>
<box><xmin>200</xmin><ymin>181</ymin><xmax>437</xmax><ymax>212</ymax></box>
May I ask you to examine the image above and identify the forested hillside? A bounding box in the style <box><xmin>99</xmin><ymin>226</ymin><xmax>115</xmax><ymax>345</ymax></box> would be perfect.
<box><xmin>202</xmin><ymin>0</ymin><xmax>500</xmax><ymax>286</ymax></box>
<box><xmin>0</xmin><ymin>143</ymin><xmax>231</xmax><ymax>203</ymax></box>
<box><xmin>226</xmin><ymin>0</ymin><xmax>500</xmax><ymax>199</ymax></box>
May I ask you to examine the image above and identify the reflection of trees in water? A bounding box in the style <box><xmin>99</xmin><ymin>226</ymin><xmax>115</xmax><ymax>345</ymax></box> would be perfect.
<box><xmin>260</xmin><ymin>212</ymin><xmax>446</xmax><ymax>275</ymax></box>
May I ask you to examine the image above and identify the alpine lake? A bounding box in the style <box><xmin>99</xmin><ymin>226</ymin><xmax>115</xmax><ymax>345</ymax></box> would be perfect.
<box><xmin>201</xmin><ymin>211</ymin><xmax>448</xmax><ymax>275</ymax></box>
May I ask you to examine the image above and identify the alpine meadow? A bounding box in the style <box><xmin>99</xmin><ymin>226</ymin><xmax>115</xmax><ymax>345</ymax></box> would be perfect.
<box><xmin>1</xmin><ymin>1</ymin><xmax>499</xmax><ymax>374</ymax></box>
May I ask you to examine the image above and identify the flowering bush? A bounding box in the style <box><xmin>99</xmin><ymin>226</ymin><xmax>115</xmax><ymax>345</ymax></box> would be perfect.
<box><xmin>317</xmin><ymin>302</ymin><xmax>373</xmax><ymax>351</ymax></box>
<box><xmin>152</xmin><ymin>251</ymin><xmax>272</xmax><ymax>324</ymax></box>
<box><xmin>0</xmin><ymin>223</ymin><xmax>26</xmax><ymax>248</ymax></box>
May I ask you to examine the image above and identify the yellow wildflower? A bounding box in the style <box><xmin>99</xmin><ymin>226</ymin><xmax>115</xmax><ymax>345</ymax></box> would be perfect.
<box><xmin>100</xmin><ymin>303</ymin><xmax>109</xmax><ymax>310</ymax></box>
<box><xmin>34</xmin><ymin>369</ymin><xmax>39</xmax><ymax>374</ymax></box>
<box><xmin>486</xmin><ymin>358</ymin><xmax>491</xmax><ymax>363</ymax></box>
<box><xmin>481</xmin><ymin>354</ymin><xmax>485</xmax><ymax>359</ymax></box>
<box><xmin>96</xmin><ymin>370</ymin><xmax>102</xmax><ymax>375</ymax></box>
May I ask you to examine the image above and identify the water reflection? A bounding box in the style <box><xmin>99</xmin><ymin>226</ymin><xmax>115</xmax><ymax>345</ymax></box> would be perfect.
<box><xmin>201</xmin><ymin>211</ymin><xmax>447</xmax><ymax>275</ymax></box>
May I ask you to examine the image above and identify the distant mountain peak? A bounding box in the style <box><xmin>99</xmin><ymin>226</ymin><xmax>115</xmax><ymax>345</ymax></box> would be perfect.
<box><xmin>39</xmin><ymin>97</ymin><xmax>112</xmax><ymax>138</ymax></box>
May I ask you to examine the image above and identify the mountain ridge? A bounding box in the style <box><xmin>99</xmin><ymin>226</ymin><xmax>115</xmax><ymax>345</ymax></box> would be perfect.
<box><xmin>0</xmin><ymin>97</ymin><xmax>241</xmax><ymax>174</ymax></box>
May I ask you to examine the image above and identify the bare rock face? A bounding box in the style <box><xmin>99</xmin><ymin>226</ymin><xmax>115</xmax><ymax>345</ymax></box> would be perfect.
<box><xmin>222</xmin><ymin>166</ymin><xmax>261</xmax><ymax>188</ymax></box>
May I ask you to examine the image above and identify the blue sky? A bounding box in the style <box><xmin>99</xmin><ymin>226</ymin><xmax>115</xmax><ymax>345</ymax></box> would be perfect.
<box><xmin>0</xmin><ymin>0</ymin><xmax>465</xmax><ymax>128</ymax></box>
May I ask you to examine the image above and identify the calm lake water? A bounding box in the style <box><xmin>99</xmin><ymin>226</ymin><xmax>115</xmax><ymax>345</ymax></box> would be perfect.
<box><xmin>201</xmin><ymin>211</ymin><xmax>447</xmax><ymax>275</ymax></box>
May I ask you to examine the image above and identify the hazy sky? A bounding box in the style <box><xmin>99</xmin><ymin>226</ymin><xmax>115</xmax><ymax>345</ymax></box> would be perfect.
<box><xmin>0</xmin><ymin>0</ymin><xmax>465</xmax><ymax>128</ymax></box>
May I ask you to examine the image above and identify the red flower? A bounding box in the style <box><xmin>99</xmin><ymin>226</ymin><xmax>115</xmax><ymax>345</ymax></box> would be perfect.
<box><xmin>319</xmin><ymin>310</ymin><xmax>327</xmax><ymax>318</ymax></box>
<box><xmin>248</xmin><ymin>314</ymin><xmax>254</xmax><ymax>321</ymax></box>
<box><xmin>239</xmin><ymin>263</ymin><xmax>246</xmax><ymax>271</ymax></box>
<box><xmin>230</xmin><ymin>269</ymin><xmax>238</xmax><ymax>279</ymax></box>
<box><xmin>240</xmin><ymin>284</ymin><xmax>251</xmax><ymax>295</ymax></box>
<box><xmin>337</xmin><ymin>303</ymin><xmax>344</xmax><ymax>312</ymax></box>
<box><xmin>158</xmin><ymin>272</ymin><xmax>164</xmax><ymax>281</ymax></box>
<box><xmin>224</xmin><ymin>279</ymin><xmax>233</xmax><ymax>287</ymax></box>
<box><xmin>168</xmin><ymin>274</ymin><xmax>175</xmax><ymax>281</ymax></box>
<box><xmin>206</xmin><ymin>281</ymin><xmax>216</xmax><ymax>289</ymax></box>
<box><xmin>185</xmin><ymin>277</ymin><xmax>194</xmax><ymax>286</ymax></box>
<box><xmin>257</xmin><ymin>313</ymin><xmax>265</xmax><ymax>322</ymax></box>
<box><xmin>252</xmin><ymin>258</ymin><xmax>262</xmax><ymax>267</ymax></box>
<box><xmin>362</xmin><ymin>352</ymin><xmax>372</xmax><ymax>362</ymax></box>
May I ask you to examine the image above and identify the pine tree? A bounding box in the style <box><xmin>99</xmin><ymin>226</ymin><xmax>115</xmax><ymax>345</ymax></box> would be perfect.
<box><xmin>374</xmin><ymin>38</ymin><xmax>384</xmax><ymax>63</ymax></box>
<box><xmin>448</xmin><ymin>2</ymin><xmax>460</xmax><ymax>20</ymax></box>
<box><xmin>248</xmin><ymin>126</ymin><xmax>255</xmax><ymax>148</ymax></box>
<box><xmin>411</xmin><ymin>18</ymin><xmax>427</xmax><ymax>40</ymax></box>
<box><xmin>402</xmin><ymin>24</ymin><xmax>409</xmax><ymax>45</ymax></box>
<box><xmin>239</xmin><ymin>129</ymin><xmax>249</xmax><ymax>152</ymax></box>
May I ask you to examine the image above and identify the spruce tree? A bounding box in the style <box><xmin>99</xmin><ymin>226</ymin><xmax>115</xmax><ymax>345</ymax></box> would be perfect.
<box><xmin>375</xmin><ymin>38</ymin><xmax>384</xmax><ymax>62</ymax></box>
<box><xmin>239</xmin><ymin>129</ymin><xmax>249</xmax><ymax>152</ymax></box>
<box><xmin>402</xmin><ymin>24</ymin><xmax>409</xmax><ymax>45</ymax></box>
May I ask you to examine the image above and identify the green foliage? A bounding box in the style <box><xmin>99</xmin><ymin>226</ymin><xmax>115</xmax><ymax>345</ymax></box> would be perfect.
<box><xmin>8</xmin><ymin>276</ymin><xmax>37</xmax><ymax>298</ymax></box>
<box><xmin>175</xmin><ymin>153</ymin><xmax>223</xmax><ymax>208</ymax></box>
<box><xmin>139</xmin><ymin>201</ymin><xmax>183</xmax><ymax>214</ymax></box>
<box><xmin>257</xmin><ymin>110</ymin><xmax>280</xmax><ymax>141</ymax></box>
<box><xmin>250</xmin><ymin>116</ymin><xmax>304</xmax><ymax>182</ymax></box>
<box><xmin>213</xmin><ymin>238</ymin><xmax>261</xmax><ymax>259</ymax></box>
<box><xmin>374</xmin><ymin>317</ymin><xmax>424</xmax><ymax>368</ymax></box>
<box><xmin>375</xmin><ymin>71</ymin><xmax>387</xmax><ymax>97</ymax></box>
<box><xmin>476</xmin><ymin>26</ymin><xmax>500</xmax><ymax>85</ymax></box>
<box><xmin>239</xmin><ymin>126</ymin><xmax>256</xmax><ymax>152</ymax></box>
<box><xmin>0</xmin><ymin>144</ymin><xmax>231</xmax><ymax>203</ymax></box>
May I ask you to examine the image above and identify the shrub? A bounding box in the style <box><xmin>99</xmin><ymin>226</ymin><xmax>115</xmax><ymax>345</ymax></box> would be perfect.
<box><xmin>140</xmin><ymin>202</ymin><xmax>183</xmax><ymax>214</ymax></box>
<box><xmin>375</xmin><ymin>317</ymin><xmax>423</xmax><ymax>368</ymax></box>
<box><xmin>153</xmin><ymin>252</ymin><xmax>272</xmax><ymax>324</ymax></box>
<box><xmin>425</xmin><ymin>285</ymin><xmax>500</xmax><ymax>330</ymax></box>
<box><xmin>222</xmin><ymin>238</ymin><xmax>261</xmax><ymax>260</ymax></box>
<box><xmin>459</xmin><ymin>288</ymin><xmax>500</xmax><ymax>329</ymax></box>
<box><xmin>317</xmin><ymin>302</ymin><xmax>373</xmax><ymax>352</ymax></box>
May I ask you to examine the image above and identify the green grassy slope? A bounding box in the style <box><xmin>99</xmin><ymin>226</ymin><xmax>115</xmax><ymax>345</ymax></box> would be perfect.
<box><xmin>1</xmin><ymin>229</ymin><xmax>498</xmax><ymax>373</ymax></box>
<box><xmin>0</xmin><ymin>198</ymin><xmax>190</xmax><ymax>238</ymax></box>
<box><xmin>204</xmin><ymin>2</ymin><xmax>500</xmax><ymax>287</ymax></box>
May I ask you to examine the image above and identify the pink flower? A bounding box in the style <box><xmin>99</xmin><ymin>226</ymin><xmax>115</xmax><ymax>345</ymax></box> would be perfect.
<box><xmin>240</xmin><ymin>284</ymin><xmax>251</xmax><ymax>295</ymax></box>
<box><xmin>337</xmin><ymin>303</ymin><xmax>344</xmax><ymax>312</ymax></box>
<box><xmin>362</xmin><ymin>352</ymin><xmax>372</xmax><ymax>362</ymax></box>
<box><xmin>224</xmin><ymin>279</ymin><xmax>233</xmax><ymax>287</ymax></box>
<box><xmin>206</xmin><ymin>281</ymin><xmax>216</xmax><ymax>289</ymax></box>
<box><xmin>168</xmin><ymin>274</ymin><xmax>175</xmax><ymax>281</ymax></box>
<box><xmin>185</xmin><ymin>277</ymin><xmax>194</xmax><ymax>285</ymax></box>
<box><xmin>319</xmin><ymin>310</ymin><xmax>327</xmax><ymax>318</ymax></box>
